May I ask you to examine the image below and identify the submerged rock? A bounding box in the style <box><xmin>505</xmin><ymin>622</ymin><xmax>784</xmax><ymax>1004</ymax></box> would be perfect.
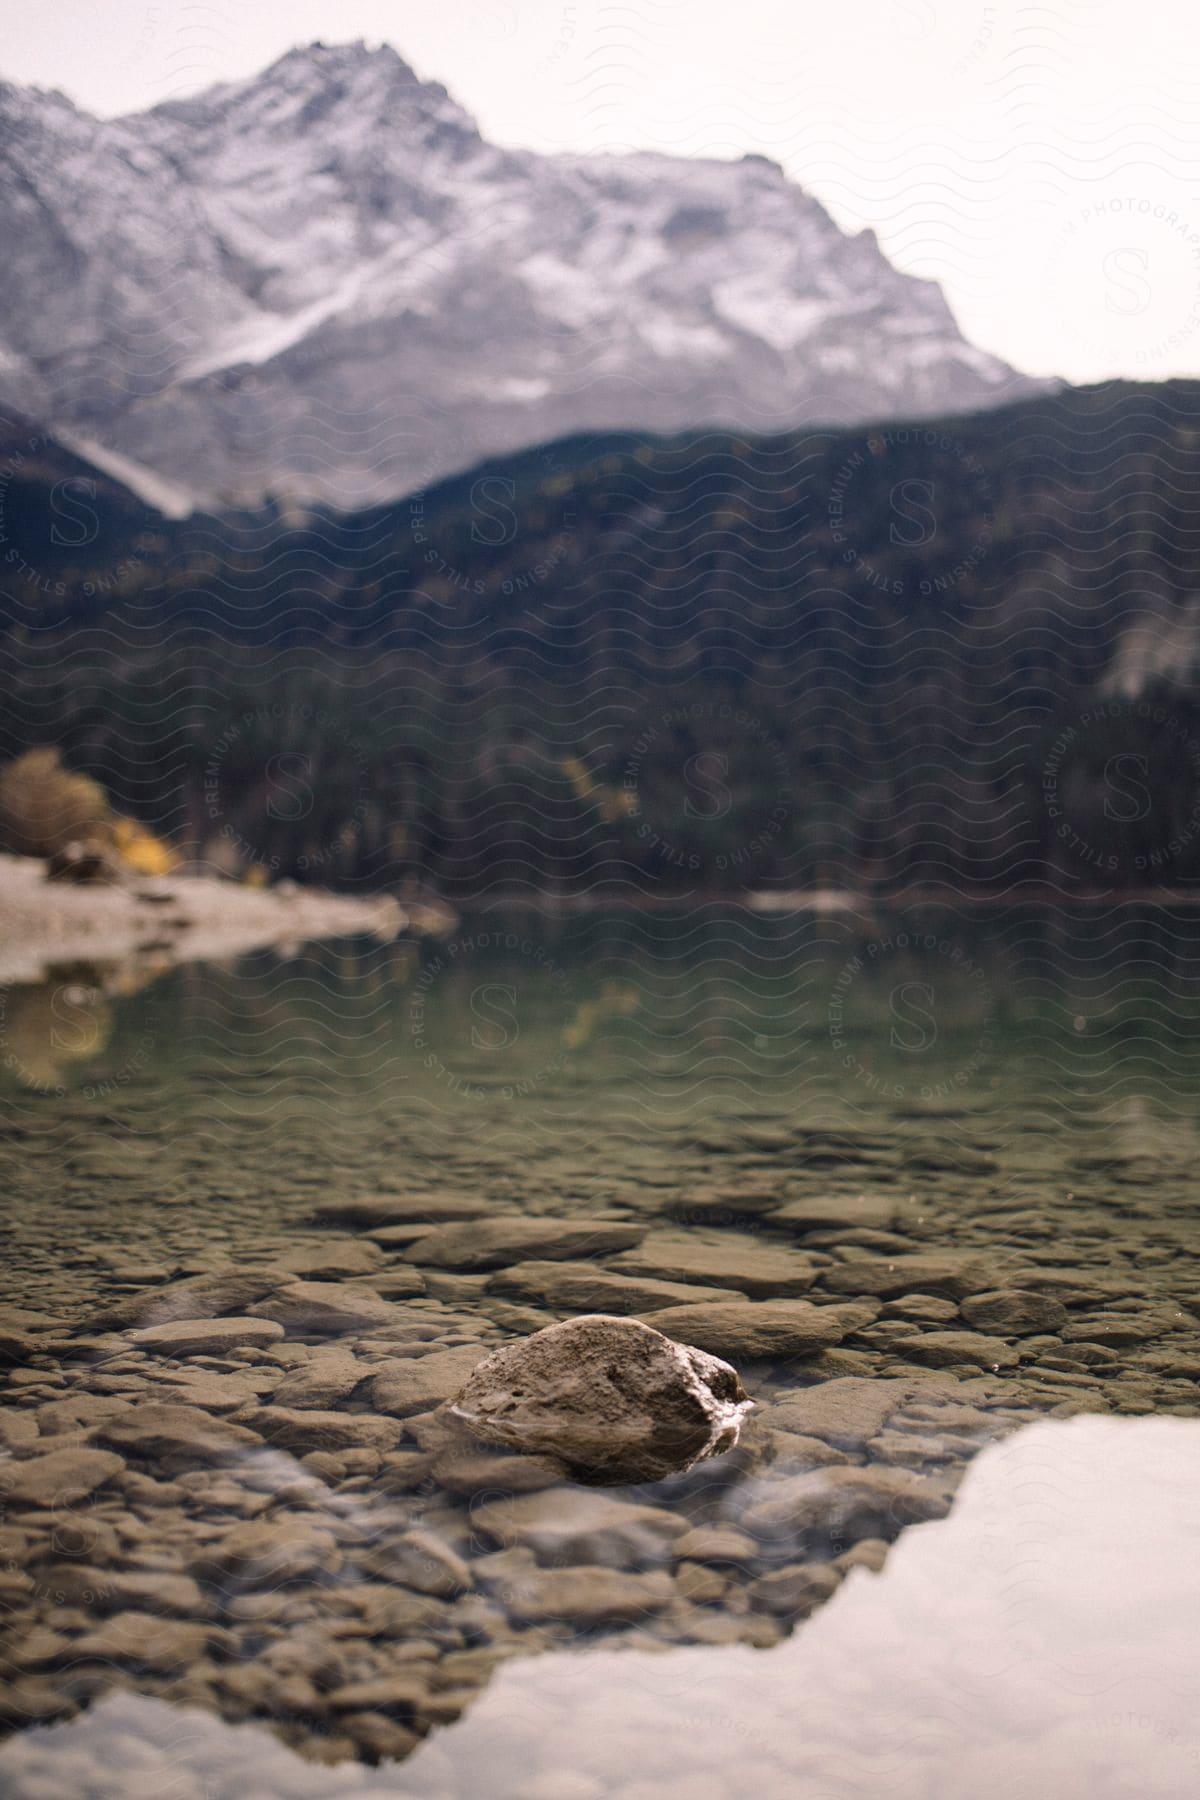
<box><xmin>610</xmin><ymin>1230</ymin><xmax>821</xmax><ymax>1298</ymax></box>
<box><xmin>821</xmin><ymin>1253</ymin><xmax>997</xmax><ymax>1301</ymax></box>
<box><xmin>739</xmin><ymin>1464</ymin><xmax>954</xmax><ymax>1548</ymax></box>
<box><xmin>403</xmin><ymin>1218</ymin><xmax>646</xmax><ymax>1272</ymax></box>
<box><xmin>273</xmin><ymin>1238</ymin><xmax>385</xmax><ymax>1279</ymax></box>
<box><xmin>81</xmin><ymin>1266</ymin><xmax>294</xmax><ymax>1333</ymax></box>
<box><xmin>900</xmin><ymin>1330</ymin><xmax>1019</xmax><ymax>1370</ymax></box>
<box><xmin>772</xmin><ymin>1196</ymin><xmax>902</xmax><ymax>1234</ymax></box>
<box><xmin>501</xmin><ymin>1563</ymin><xmax>675</xmax><ymax>1624</ymax></box>
<box><xmin>370</xmin><ymin>1346</ymin><xmax>490</xmax><ymax>1418</ymax></box>
<box><xmin>127</xmin><ymin>1316</ymin><xmax>285</xmax><ymax>1356</ymax></box>
<box><xmin>748</xmin><ymin>1561</ymin><xmax>842</xmax><ymax>1616</ymax></box>
<box><xmin>271</xmin><ymin>1350</ymin><xmax>368</xmax><ymax>1409</ymax></box>
<box><xmin>636</xmin><ymin>1298</ymin><xmax>877</xmax><ymax>1360</ymax></box>
<box><xmin>470</xmin><ymin>1487</ymin><xmax>689</xmax><ymax>1569</ymax></box>
<box><xmin>447</xmin><ymin>1314</ymin><xmax>753</xmax><ymax>1484</ymax></box>
<box><xmin>249</xmin><ymin>1280</ymin><xmax>407</xmax><ymax>1334</ymax></box>
<box><xmin>312</xmin><ymin>1194</ymin><xmax>491</xmax><ymax>1229</ymax></box>
<box><xmin>238</xmin><ymin>1405</ymin><xmax>405</xmax><ymax>1455</ymax></box>
<box><xmin>0</xmin><ymin>1326</ymin><xmax>36</xmax><ymax>1364</ymax></box>
<box><xmin>69</xmin><ymin>1613</ymin><xmax>224</xmax><ymax>1671</ymax></box>
<box><xmin>960</xmin><ymin>1289</ymin><xmax>1069</xmax><ymax>1335</ymax></box>
<box><xmin>93</xmin><ymin>1403</ymin><xmax>261</xmax><ymax>1469</ymax></box>
<box><xmin>0</xmin><ymin>1447</ymin><xmax>124</xmax><ymax>1508</ymax></box>
<box><xmin>484</xmin><ymin>1259</ymin><xmax>742</xmax><ymax>1313</ymax></box>
<box><xmin>767</xmin><ymin>1377</ymin><xmax>918</xmax><ymax>1452</ymax></box>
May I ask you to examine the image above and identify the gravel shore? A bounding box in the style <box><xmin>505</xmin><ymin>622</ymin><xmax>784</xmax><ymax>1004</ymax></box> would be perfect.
<box><xmin>0</xmin><ymin>853</ymin><xmax>445</xmax><ymax>982</ymax></box>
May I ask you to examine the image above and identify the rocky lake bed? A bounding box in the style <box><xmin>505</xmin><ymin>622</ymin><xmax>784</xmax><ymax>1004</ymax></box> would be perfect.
<box><xmin>1</xmin><ymin>918</ymin><xmax>1198</xmax><ymax>1794</ymax></box>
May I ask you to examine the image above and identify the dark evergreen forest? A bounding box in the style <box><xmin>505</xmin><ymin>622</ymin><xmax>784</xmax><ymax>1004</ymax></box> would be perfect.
<box><xmin>2</xmin><ymin>380</ymin><xmax>1198</xmax><ymax>896</ymax></box>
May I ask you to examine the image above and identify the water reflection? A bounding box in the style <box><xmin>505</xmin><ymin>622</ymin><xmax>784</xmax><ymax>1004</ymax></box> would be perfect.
<box><xmin>411</xmin><ymin>1415</ymin><xmax>1200</xmax><ymax>1800</ymax></box>
<box><xmin>0</xmin><ymin>960</ymin><xmax>164</xmax><ymax>1095</ymax></box>
<box><xmin>2</xmin><ymin>1416</ymin><xmax>1194</xmax><ymax>1799</ymax></box>
<box><xmin>6</xmin><ymin>904</ymin><xmax>1200</xmax><ymax>1115</ymax></box>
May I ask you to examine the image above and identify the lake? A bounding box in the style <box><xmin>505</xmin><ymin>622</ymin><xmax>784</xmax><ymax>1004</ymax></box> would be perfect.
<box><xmin>1</xmin><ymin>905</ymin><xmax>1198</xmax><ymax>1796</ymax></box>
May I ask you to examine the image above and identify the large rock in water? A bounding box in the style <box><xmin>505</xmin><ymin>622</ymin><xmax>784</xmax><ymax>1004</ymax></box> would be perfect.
<box><xmin>447</xmin><ymin>1315</ymin><xmax>753</xmax><ymax>1485</ymax></box>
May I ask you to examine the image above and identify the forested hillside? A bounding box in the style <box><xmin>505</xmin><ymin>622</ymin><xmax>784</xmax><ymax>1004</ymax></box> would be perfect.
<box><xmin>2</xmin><ymin>381</ymin><xmax>1199</xmax><ymax>896</ymax></box>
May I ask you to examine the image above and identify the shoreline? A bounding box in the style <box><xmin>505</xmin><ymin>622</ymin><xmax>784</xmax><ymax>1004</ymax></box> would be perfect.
<box><xmin>449</xmin><ymin>882</ymin><xmax>1200</xmax><ymax>916</ymax></box>
<box><xmin>4</xmin><ymin>851</ymin><xmax>1196</xmax><ymax>988</ymax></box>
<box><xmin>0</xmin><ymin>853</ymin><xmax>455</xmax><ymax>985</ymax></box>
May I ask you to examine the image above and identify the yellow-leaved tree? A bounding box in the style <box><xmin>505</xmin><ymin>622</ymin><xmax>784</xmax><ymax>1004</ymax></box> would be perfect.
<box><xmin>0</xmin><ymin>748</ymin><xmax>176</xmax><ymax>876</ymax></box>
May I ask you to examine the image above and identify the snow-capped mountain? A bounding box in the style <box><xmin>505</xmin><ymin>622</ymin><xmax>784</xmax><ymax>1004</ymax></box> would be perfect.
<box><xmin>0</xmin><ymin>41</ymin><xmax>1043</xmax><ymax>511</ymax></box>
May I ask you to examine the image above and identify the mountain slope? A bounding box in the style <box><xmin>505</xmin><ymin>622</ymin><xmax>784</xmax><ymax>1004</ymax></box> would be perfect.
<box><xmin>0</xmin><ymin>40</ymin><xmax>1043</xmax><ymax>511</ymax></box>
<box><xmin>2</xmin><ymin>381</ymin><xmax>1198</xmax><ymax>896</ymax></box>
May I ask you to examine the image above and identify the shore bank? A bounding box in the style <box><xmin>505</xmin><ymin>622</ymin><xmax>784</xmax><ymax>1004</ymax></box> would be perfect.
<box><xmin>0</xmin><ymin>853</ymin><xmax>454</xmax><ymax>984</ymax></box>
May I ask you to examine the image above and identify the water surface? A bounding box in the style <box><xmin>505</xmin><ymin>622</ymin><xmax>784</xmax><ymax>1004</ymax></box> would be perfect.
<box><xmin>1</xmin><ymin>907</ymin><xmax>1197</xmax><ymax>1792</ymax></box>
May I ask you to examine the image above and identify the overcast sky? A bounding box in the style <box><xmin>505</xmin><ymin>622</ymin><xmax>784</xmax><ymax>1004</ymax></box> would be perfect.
<box><xmin>5</xmin><ymin>0</ymin><xmax>1199</xmax><ymax>384</ymax></box>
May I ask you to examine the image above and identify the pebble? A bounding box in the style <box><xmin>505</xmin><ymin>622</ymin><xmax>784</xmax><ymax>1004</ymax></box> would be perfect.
<box><xmin>430</xmin><ymin>1443</ymin><xmax>566</xmax><ymax>1496</ymax></box>
<box><xmin>881</xmin><ymin>1294</ymin><xmax>960</xmax><ymax>1323</ymax></box>
<box><xmin>326</xmin><ymin>1672</ymin><xmax>431</xmax><ymax>1714</ymax></box>
<box><xmin>609</xmin><ymin>1232</ymin><xmax>820</xmax><ymax>1298</ymax></box>
<box><xmin>0</xmin><ymin>1447</ymin><xmax>125</xmax><ymax>1508</ymax></box>
<box><xmin>900</xmin><ymin>1331</ymin><xmax>1020</xmax><ymax>1371</ymax></box>
<box><xmin>484</xmin><ymin>1261</ymin><xmax>744</xmax><ymax>1313</ymax></box>
<box><xmin>402</xmin><ymin>1218</ymin><xmax>647</xmax><ymax>1271</ymax></box>
<box><xmin>0</xmin><ymin>1408</ymin><xmax>40</xmax><ymax>1447</ymax></box>
<box><xmin>273</xmin><ymin>1240</ymin><xmax>385</xmax><ymax>1279</ymax></box>
<box><xmin>154</xmin><ymin>1369</ymin><xmax>276</xmax><ymax>1413</ymax></box>
<box><xmin>0</xmin><ymin>1327</ymin><xmax>36</xmax><ymax>1362</ymax></box>
<box><xmin>738</xmin><ymin>1464</ymin><xmax>953</xmax><ymax>1547</ymax></box>
<box><xmin>270</xmin><ymin>1352</ymin><xmax>369</xmax><ymax>1408</ymax></box>
<box><xmin>771</xmin><ymin>1197</ymin><xmax>901</xmax><ymax>1234</ymax></box>
<box><xmin>835</xmin><ymin>1537</ymin><xmax>890</xmax><ymax>1575</ymax></box>
<box><xmin>237</xmin><ymin>1405</ymin><xmax>404</xmax><ymax>1455</ymax></box>
<box><xmin>502</xmin><ymin>1565</ymin><xmax>675</xmax><ymax>1625</ymax></box>
<box><xmin>190</xmin><ymin>1518</ymin><xmax>341</xmax><ymax>1587</ymax></box>
<box><xmin>83</xmin><ymin>1267</ymin><xmax>295</xmax><ymax>1333</ymax></box>
<box><xmin>759</xmin><ymin>1429</ymin><xmax>852</xmax><ymax>1470</ymax></box>
<box><xmin>766</xmin><ymin>1377</ymin><xmax>917</xmax><ymax>1451</ymax></box>
<box><xmin>369</xmin><ymin>1346</ymin><xmax>489</xmax><ymax>1416</ymax></box>
<box><xmin>671</xmin><ymin>1525</ymin><xmax>757</xmax><ymax>1565</ymax></box>
<box><xmin>747</xmin><ymin>1561</ymin><xmax>841</xmax><ymax>1616</ymax></box>
<box><xmin>92</xmin><ymin>1404</ymin><xmax>261</xmax><ymax>1469</ymax></box>
<box><xmin>821</xmin><ymin>1252</ymin><xmax>998</xmax><ymax>1300</ymax></box>
<box><xmin>960</xmin><ymin>1290</ymin><xmax>1069</xmax><ymax>1335</ymax></box>
<box><xmin>69</xmin><ymin>1612</ymin><xmax>222</xmax><ymax>1670</ymax></box>
<box><xmin>674</xmin><ymin>1562</ymin><xmax>728</xmax><ymax>1604</ymax></box>
<box><xmin>363</xmin><ymin>1530</ymin><xmax>472</xmax><ymax>1598</ymax></box>
<box><xmin>250</xmin><ymin>1281</ymin><xmax>410</xmax><ymax>1335</ymax></box>
<box><xmin>661</xmin><ymin>1189</ymin><xmax>785</xmax><ymax>1224</ymax></box>
<box><xmin>1062</xmin><ymin>1311</ymin><xmax>1177</xmax><ymax>1347</ymax></box>
<box><xmin>470</xmin><ymin>1489</ymin><xmax>689</xmax><ymax>1570</ymax></box>
<box><xmin>127</xmin><ymin>1317</ymin><xmax>285</xmax><ymax>1357</ymax></box>
<box><xmin>635</xmin><ymin>1299</ymin><xmax>878</xmax><ymax>1360</ymax></box>
<box><xmin>90</xmin><ymin>1571</ymin><xmax>211</xmax><ymax>1617</ymax></box>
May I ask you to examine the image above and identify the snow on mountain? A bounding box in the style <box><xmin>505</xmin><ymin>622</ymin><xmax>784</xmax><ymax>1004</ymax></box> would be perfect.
<box><xmin>0</xmin><ymin>41</ymin><xmax>1044</xmax><ymax>511</ymax></box>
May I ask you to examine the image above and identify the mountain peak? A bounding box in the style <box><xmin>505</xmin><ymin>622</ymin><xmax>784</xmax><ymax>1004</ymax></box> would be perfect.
<box><xmin>0</xmin><ymin>47</ymin><xmax>1041</xmax><ymax>512</ymax></box>
<box><xmin>131</xmin><ymin>36</ymin><xmax>477</xmax><ymax>140</ymax></box>
<box><xmin>269</xmin><ymin>39</ymin><xmax>417</xmax><ymax>82</ymax></box>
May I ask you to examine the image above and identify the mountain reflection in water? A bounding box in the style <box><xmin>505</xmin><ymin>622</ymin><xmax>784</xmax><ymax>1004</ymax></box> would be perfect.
<box><xmin>2</xmin><ymin>1415</ymin><xmax>1195</xmax><ymax>1799</ymax></box>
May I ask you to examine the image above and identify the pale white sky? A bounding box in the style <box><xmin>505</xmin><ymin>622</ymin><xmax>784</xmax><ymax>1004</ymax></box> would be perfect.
<box><xmin>4</xmin><ymin>0</ymin><xmax>1200</xmax><ymax>384</ymax></box>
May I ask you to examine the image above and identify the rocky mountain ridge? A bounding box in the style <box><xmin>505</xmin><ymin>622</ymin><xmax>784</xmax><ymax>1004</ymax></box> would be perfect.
<box><xmin>0</xmin><ymin>40</ymin><xmax>1043</xmax><ymax>510</ymax></box>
